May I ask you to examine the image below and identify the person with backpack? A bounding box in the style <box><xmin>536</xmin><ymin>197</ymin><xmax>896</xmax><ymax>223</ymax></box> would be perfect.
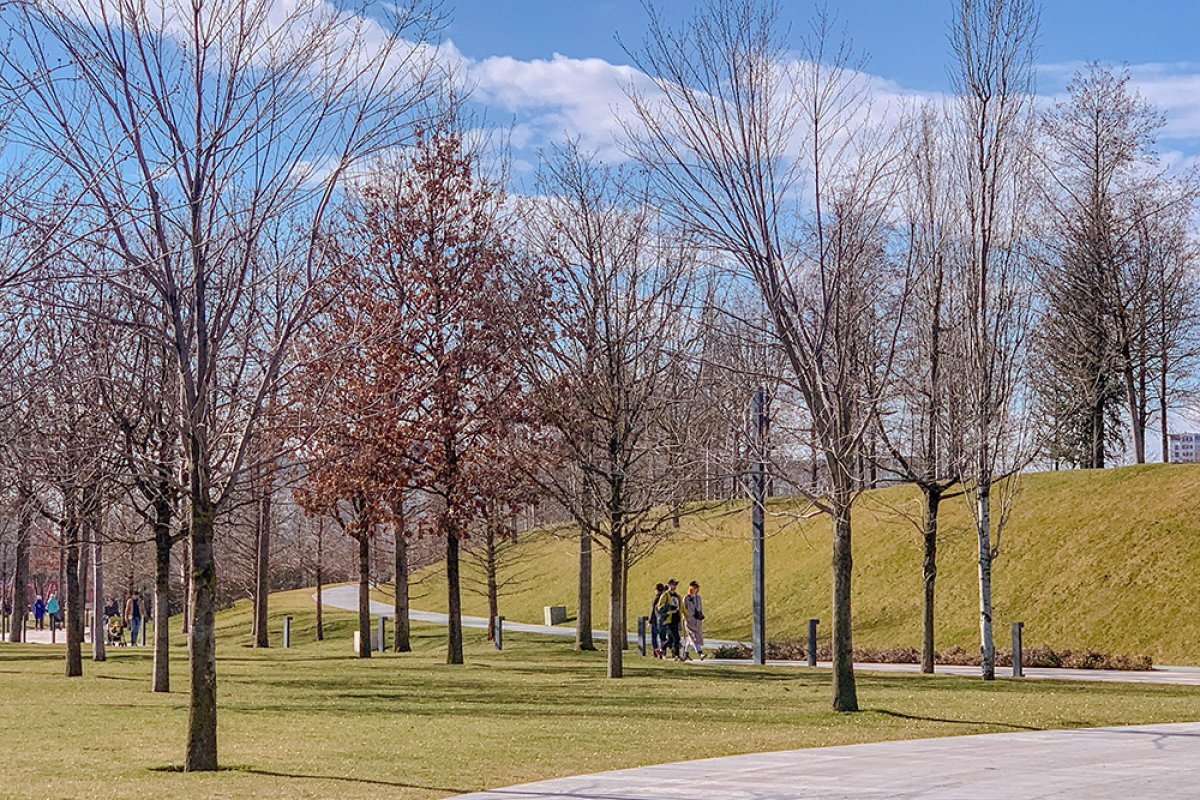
<box><xmin>32</xmin><ymin>594</ymin><xmax>45</xmax><ymax>630</ymax></box>
<box><xmin>124</xmin><ymin>590</ymin><xmax>142</xmax><ymax>647</ymax></box>
<box><xmin>656</xmin><ymin>579</ymin><xmax>683</xmax><ymax>660</ymax></box>
<box><xmin>649</xmin><ymin>583</ymin><xmax>667</xmax><ymax>658</ymax></box>
<box><xmin>683</xmin><ymin>580</ymin><xmax>706</xmax><ymax>660</ymax></box>
<box><xmin>45</xmin><ymin>593</ymin><xmax>60</xmax><ymax>631</ymax></box>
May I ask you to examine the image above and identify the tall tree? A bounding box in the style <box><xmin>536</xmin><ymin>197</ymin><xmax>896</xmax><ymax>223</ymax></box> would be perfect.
<box><xmin>0</xmin><ymin>0</ymin><xmax>441</xmax><ymax>768</ymax></box>
<box><xmin>627</xmin><ymin>1</ymin><xmax>908</xmax><ymax>709</ymax></box>
<box><xmin>524</xmin><ymin>143</ymin><xmax>703</xmax><ymax>679</ymax></box>
<box><xmin>950</xmin><ymin>0</ymin><xmax>1040</xmax><ymax>681</ymax></box>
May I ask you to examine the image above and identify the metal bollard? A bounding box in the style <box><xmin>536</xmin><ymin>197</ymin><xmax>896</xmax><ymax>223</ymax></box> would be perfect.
<box><xmin>493</xmin><ymin>616</ymin><xmax>504</xmax><ymax>650</ymax></box>
<box><xmin>1012</xmin><ymin>621</ymin><xmax>1024</xmax><ymax>678</ymax></box>
<box><xmin>377</xmin><ymin>616</ymin><xmax>387</xmax><ymax>654</ymax></box>
<box><xmin>637</xmin><ymin>616</ymin><xmax>647</xmax><ymax>657</ymax></box>
<box><xmin>283</xmin><ymin>615</ymin><xmax>292</xmax><ymax>648</ymax></box>
<box><xmin>807</xmin><ymin>619</ymin><xmax>818</xmax><ymax>667</ymax></box>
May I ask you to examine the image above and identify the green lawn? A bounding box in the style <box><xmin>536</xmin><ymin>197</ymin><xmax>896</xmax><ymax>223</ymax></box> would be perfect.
<box><xmin>397</xmin><ymin>464</ymin><xmax>1200</xmax><ymax>663</ymax></box>
<box><xmin>2</xmin><ymin>588</ymin><xmax>1200</xmax><ymax>799</ymax></box>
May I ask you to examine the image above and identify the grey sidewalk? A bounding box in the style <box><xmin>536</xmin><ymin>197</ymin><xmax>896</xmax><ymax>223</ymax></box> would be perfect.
<box><xmin>317</xmin><ymin>585</ymin><xmax>1200</xmax><ymax>686</ymax></box>
<box><xmin>456</xmin><ymin>722</ymin><xmax>1200</xmax><ymax>799</ymax></box>
<box><xmin>318</xmin><ymin>584</ymin><xmax>745</xmax><ymax>647</ymax></box>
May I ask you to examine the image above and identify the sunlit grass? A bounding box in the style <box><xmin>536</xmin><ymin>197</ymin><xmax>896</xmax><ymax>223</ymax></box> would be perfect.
<box><xmin>1</xmin><ymin>587</ymin><xmax>1200</xmax><ymax>799</ymax></box>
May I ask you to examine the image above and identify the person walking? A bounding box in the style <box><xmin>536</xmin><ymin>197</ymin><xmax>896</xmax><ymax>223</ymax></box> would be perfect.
<box><xmin>649</xmin><ymin>583</ymin><xmax>667</xmax><ymax>658</ymax></box>
<box><xmin>683</xmin><ymin>581</ymin><xmax>705</xmax><ymax>660</ymax></box>
<box><xmin>32</xmin><ymin>594</ymin><xmax>45</xmax><ymax>630</ymax></box>
<box><xmin>45</xmin><ymin>593</ymin><xmax>60</xmax><ymax>632</ymax></box>
<box><xmin>124</xmin><ymin>591</ymin><xmax>142</xmax><ymax>647</ymax></box>
<box><xmin>656</xmin><ymin>579</ymin><xmax>683</xmax><ymax>660</ymax></box>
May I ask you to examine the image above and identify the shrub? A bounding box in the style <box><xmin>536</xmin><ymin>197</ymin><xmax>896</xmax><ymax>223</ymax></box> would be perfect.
<box><xmin>707</xmin><ymin>641</ymin><xmax>1152</xmax><ymax>671</ymax></box>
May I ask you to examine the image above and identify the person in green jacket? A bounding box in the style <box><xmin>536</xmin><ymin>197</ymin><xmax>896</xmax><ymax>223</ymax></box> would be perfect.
<box><xmin>656</xmin><ymin>579</ymin><xmax>682</xmax><ymax>659</ymax></box>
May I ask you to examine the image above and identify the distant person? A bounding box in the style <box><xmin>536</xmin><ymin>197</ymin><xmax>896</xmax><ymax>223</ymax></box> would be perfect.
<box><xmin>32</xmin><ymin>595</ymin><xmax>45</xmax><ymax>630</ymax></box>
<box><xmin>45</xmin><ymin>593</ymin><xmax>60</xmax><ymax>631</ymax></box>
<box><xmin>683</xmin><ymin>581</ymin><xmax>705</xmax><ymax>661</ymax></box>
<box><xmin>656</xmin><ymin>579</ymin><xmax>682</xmax><ymax>660</ymax></box>
<box><xmin>650</xmin><ymin>583</ymin><xmax>667</xmax><ymax>658</ymax></box>
<box><xmin>124</xmin><ymin>591</ymin><xmax>142</xmax><ymax>647</ymax></box>
<box><xmin>104</xmin><ymin>598</ymin><xmax>120</xmax><ymax>619</ymax></box>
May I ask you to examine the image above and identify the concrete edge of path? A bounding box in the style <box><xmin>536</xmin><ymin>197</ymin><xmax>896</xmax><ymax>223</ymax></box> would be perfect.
<box><xmin>312</xmin><ymin>585</ymin><xmax>1200</xmax><ymax>684</ymax></box>
<box><xmin>451</xmin><ymin>721</ymin><xmax>1200</xmax><ymax>799</ymax></box>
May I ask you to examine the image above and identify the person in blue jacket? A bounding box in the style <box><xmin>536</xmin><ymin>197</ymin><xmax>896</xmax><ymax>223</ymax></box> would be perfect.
<box><xmin>32</xmin><ymin>595</ymin><xmax>45</xmax><ymax>630</ymax></box>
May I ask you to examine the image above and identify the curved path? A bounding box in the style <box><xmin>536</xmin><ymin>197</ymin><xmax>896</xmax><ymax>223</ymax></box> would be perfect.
<box><xmin>316</xmin><ymin>585</ymin><xmax>1200</xmax><ymax>686</ymax></box>
<box><xmin>456</xmin><ymin>722</ymin><xmax>1200</xmax><ymax>799</ymax></box>
<box><xmin>317</xmin><ymin>584</ymin><xmax>746</xmax><ymax>646</ymax></box>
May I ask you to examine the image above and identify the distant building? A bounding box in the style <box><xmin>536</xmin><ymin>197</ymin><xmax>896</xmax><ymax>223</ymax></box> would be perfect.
<box><xmin>1169</xmin><ymin>433</ymin><xmax>1200</xmax><ymax>463</ymax></box>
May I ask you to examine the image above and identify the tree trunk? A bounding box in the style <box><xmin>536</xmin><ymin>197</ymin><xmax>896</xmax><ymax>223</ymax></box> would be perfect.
<box><xmin>92</xmin><ymin>531</ymin><xmax>106</xmax><ymax>663</ymax></box>
<box><xmin>446</xmin><ymin>528</ymin><xmax>463</xmax><ymax>665</ymax></box>
<box><xmin>576</xmin><ymin>529</ymin><xmax>594</xmax><ymax>650</ymax></box>
<box><xmin>619</xmin><ymin>557</ymin><xmax>630</xmax><ymax>650</ymax></box>
<box><xmin>920</xmin><ymin>487</ymin><xmax>941</xmax><ymax>674</ymax></box>
<box><xmin>606</xmin><ymin>535</ymin><xmax>624</xmax><ymax>679</ymax></box>
<box><xmin>976</xmin><ymin>483</ymin><xmax>996</xmax><ymax>681</ymax></box>
<box><xmin>252</xmin><ymin>486</ymin><xmax>271</xmax><ymax>648</ymax></box>
<box><xmin>830</xmin><ymin>498</ymin><xmax>857</xmax><ymax>711</ymax></box>
<box><xmin>185</xmin><ymin>500</ymin><xmax>219</xmax><ymax>772</ymax></box>
<box><xmin>180</xmin><ymin>537</ymin><xmax>191</xmax><ymax>636</ymax></box>
<box><xmin>1122</xmin><ymin>357</ymin><xmax>1146</xmax><ymax>464</ymax></box>
<box><xmin>485</xmin><ymin>528</ymin><xmax>498</xmax><ymax>642</ymax></box>
<box><xmin>152</xmin><ymin>493</ymin><xmax>173</xmax><ymax>692</ymax></box>
<box><xmin>315</xmin><ymin>523</ymin><xmax>324</xmax><ymax>642</ymax></box>
<box><xmin>1090</xmin><ymin>399</ymin><xmax>1105</xmax><ymax>469</ymax></box>
<box><xmin>1160</xmin><ymin>363</ymin><xmax>1170</xmax><ymax>463</ymax></box>
<box><xmin>357</xmin><ymin>532</ymin><xmax>371</xmax><ymax>658</ymax></box>
<box><xmin>64</xmin><ymin>511</ymin><xmax>84</xmax><ymax>678</ymax></box>
<box><xmin>8</xmin><ymin>488</ymin><xmax>29</xmax><ymax>643</ymax></box>
<box><xmin>393</xmin><ymin>517</ymin><xmax>409</xmax><ymax>652</ymax></box>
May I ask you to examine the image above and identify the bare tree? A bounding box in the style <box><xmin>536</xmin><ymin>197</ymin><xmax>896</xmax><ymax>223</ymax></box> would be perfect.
<box><xmin>626</xmin><ymin>1</ymin><xmax>908</xmax><ymax>710</ymax></box>
<box><xmin>0</xmin><ymin>0</ymin><xmax>441</xmax><ymax>768</ymax></box>
<box><xmin>949</xmin><ymin>0</ymin><xmax>1039</xmax><ymax>681</ymax></box>
<box><xmin>523</xmin><ymin>142</ymin><xmax>704</xmax><ymax>679</ymax></box>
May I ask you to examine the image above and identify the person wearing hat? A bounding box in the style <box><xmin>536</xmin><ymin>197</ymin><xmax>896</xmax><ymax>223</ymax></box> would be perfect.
<box><xmin>656</xmin><ymin>579</ymin><xmax>683</xmax><ymax>660</ymax></box>
<box><xmin>683</xmin><ymin>580</ymin><xmax>705</xmax><ymax>660</ymax></box>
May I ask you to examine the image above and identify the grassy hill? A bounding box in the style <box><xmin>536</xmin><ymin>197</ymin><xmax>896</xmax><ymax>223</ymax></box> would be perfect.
<box><xmin>393</xmin><ymin>464</ymin><xmax>1200</xmax><ymax>664</ymax></box>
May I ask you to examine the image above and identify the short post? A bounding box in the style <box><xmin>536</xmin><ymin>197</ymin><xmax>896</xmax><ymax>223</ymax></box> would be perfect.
<box><xmin>377</xmin><ymin>616</ymin><xmax>387</xmax><ymax>654</ymax></box>
<box><xmin>283</xmin><ymin>615</ymin><xmax>292</xmax><ymax>649</ymax></box>
<box><xmin>807</xmin><ymin>618</ymin><xmax>818</xmax><ymax>668</ymax></box>
<box><xmin>493</xmin><ymin>616</ymin><xmax>504</xmax><ymax>650</ymax></box>
<box><xmin>637</xmin><ymin>616</ymin><xmax>647</xmax><ymax>657</ymax></box>
<box><xmin>1012</xmin><ymin>621</ymin><xmax>1024</xmax><ymax>678</ymax></box>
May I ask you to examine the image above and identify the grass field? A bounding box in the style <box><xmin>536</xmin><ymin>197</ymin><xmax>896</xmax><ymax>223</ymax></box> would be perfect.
<box><xmin>395</xmin><ymin>464</ymin><xmax>1200</xmax><ymax>663</ymax></box>
<box><xmin>3</xmin><ymin>587</ymin><xmax>1200</xmax><ymax>799</ymax></box>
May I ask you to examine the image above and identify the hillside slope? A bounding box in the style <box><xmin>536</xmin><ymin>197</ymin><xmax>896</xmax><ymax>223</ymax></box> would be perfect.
<box><xmin>395</xmin><ymin>464</ymin><xmax>1200</xmax><ymax>664</ymax></box>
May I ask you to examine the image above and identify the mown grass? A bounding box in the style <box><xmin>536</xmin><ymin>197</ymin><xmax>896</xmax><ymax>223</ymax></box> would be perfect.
<box><xmin>394</xmin><ymin>464</ymin><xmax>1200</xmax><ymax>663</ymax></box>
<box><xmin>2</xmin><ymin>587</ymin><xmax>1200</xmax><ymax>799</ymax></box>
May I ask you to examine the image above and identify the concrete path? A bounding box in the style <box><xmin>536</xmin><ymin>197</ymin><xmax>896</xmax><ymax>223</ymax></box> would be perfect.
<box><xmin>456</xmin><ymin>721</ymin><xmax>1200</xmax><ymax>799</ymax></box>
<box><xmin>317</xmin><ymin>585</ymin><xmax>1200</xmax><ymax>686</ymax></box>
<box><xmin>317</xmin><ymin>584</ymin><xmax>746</xmax><ymax>647</ymax></box>
<box><xmin>698</xmin><ymin>658</ymin><xmax>1200</xmax><ymax>686</ymax></box>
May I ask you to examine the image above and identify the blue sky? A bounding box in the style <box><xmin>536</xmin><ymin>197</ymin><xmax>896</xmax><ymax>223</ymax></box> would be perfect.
<box><xmin>439</xmin><ymin>0</ymin><xmax>1200</xmax><ymax>174</ymax></box>
<box><xmin>445</xmin><ymin>1</ymin><xmax>1200</xmax><ymax>90</ymax></box>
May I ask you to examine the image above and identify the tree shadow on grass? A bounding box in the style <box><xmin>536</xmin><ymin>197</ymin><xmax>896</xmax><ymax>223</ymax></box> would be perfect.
<box><xmin>148</xmin><ymin>764</ymin><xmax>469</xmax><ymax>793</ymax></box>
<box><xmin>872</xmin><ymin>708</ymin><xmax>1044</xmax><ymax>731</ymax></box>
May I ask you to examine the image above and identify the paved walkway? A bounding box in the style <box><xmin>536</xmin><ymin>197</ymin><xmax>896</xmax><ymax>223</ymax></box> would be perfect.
<box><xmin>317</xmin><ymin>584</ymin><xmax>746</xmax><ymax>646</ymax></box>
<box><xmin>317</xmin><ymin>585</ymin><xmax>1200</xmax><ymax>686</ymax></box>
<box><xmin>456</xmin><ymin>722</ymin><xmax>1200</xmax><ymax>799</ymax></box>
